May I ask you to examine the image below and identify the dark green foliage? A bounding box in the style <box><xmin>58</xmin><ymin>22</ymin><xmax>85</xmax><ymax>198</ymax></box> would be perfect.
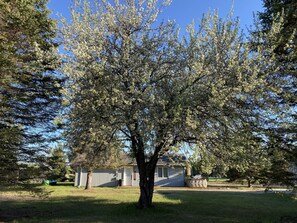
<box><xmin>245</xmin><ymin>0</ymin><xmax>297</xmax><ymax>187</ymax></box>
<box><xmin>259</xmin><ymin>0</ymin><xmax>297</xmax><ymax>56</ymax></box>
<box><xmin>0</xmin><ymin>0</ymin><xmax>62</xmax><ymax>186</ymax></box>
<box><xmin>47</xmin><ymin>145</ymin><xmax>68</xmax><ymax>181</ymax></box>
<box><xmin>264</xmin><ymin>0</ymin><xmax>296</xmax><ymax>175</ymax></box>
<box><xmin>0</xmin><ymin>124</ymin><xmax>21</xmax><ymax>184</ymax></box>
<box><xmin>257</xmin><ymin>0</ymin><xmax>296</xmax><ymax>114</ymax></box>
<box><xmin>260</xmin><ymin>131</ymin><xmax>296</xmax><ymax>186</ymax></box>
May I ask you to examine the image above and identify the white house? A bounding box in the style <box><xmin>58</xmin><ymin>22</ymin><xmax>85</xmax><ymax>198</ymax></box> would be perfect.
<box><xmin>74</xmin><ymin>156</ymin><xmax>186</xmax><ymax>187</ymax></box>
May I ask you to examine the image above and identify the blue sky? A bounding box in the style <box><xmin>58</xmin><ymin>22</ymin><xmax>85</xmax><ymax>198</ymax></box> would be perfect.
<box><xmin>48</xmin><ymin>0</ymin><xmax>264</xmax><ymax>32</ymax></box>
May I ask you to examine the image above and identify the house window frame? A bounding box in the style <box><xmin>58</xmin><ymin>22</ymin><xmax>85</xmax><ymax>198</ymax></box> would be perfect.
<box><xmin>157</xmin><ymin>167</ymin><xmax>169</xmax><ymax>178</ymax></box>
<box><xmin>163</xmin><ymin>167</ymin><xmax>168</xmax><ymax>178</ymax></box>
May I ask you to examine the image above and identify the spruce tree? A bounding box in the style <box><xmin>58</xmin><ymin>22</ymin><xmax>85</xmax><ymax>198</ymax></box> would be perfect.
<box><xmin>257</xmin><ymin>0</ymin><xmax>296</xmax><ymax>180</ymax></box>
<box><xmin>0</xmin><ymin>0</ymin><xmax>62</xmax><ymax>186</ymax></box>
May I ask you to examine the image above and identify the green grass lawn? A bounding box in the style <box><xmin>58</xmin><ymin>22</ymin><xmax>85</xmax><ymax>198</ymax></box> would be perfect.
<box><xmin>0</xmin><ymin>185</ymin><xmax>296</xmax><ymax>223</ymax></box>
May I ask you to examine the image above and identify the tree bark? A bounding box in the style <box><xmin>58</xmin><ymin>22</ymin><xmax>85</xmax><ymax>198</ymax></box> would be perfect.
<box><xmin>137</xmin><ymin>166</ymin><xmax>156</xmax><ymax>208</ymax></box>
<box><xmin>247</xmin><ymin>179</ymin><xmax>251</xmax><ymax>188</ymax></box>
<box><xmin>136</xmin><ymin>146</ymin><xmax>160</xmax><ymax>208</ymax></box>
<box><xmin>137</xmin><ymin>167</ymin><xmax>156</xmax><ymax>208</ymax></box>
<box><xmin>85</xmin><ymin>169</ymin><xmax>92</xmax><ymax>190</ymax></box>
<box><xmin>129</xmin><ymin>124</ymin><xmax>164</xmax><ymax>208</ymax></box>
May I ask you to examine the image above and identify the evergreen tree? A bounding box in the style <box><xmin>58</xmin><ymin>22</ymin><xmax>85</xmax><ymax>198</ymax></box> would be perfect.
<box><xmin>0</xmin><ymin>0</ymin><xmax>62</xmax><ymax>186</ymax></box>
<box><xmin>259</xmin><ymin>0</ymin><xmax>297</xmax><ymax>56</ymax></box>
<box><xmin>47</xmin><ymin>145</ymin><xmax>67</xmax><ymax>181</ymax></box>
<box><xmin>256</xmin><ymin>0</ymin><xmax>296</xmax><ymax>178</ymax></box>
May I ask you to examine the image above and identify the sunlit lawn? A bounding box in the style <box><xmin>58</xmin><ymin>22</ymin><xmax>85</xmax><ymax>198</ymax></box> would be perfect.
<box><xmin>0</xmin><ymin>184</ymin><xmax>296</xmax><ymax>223</ymax></box>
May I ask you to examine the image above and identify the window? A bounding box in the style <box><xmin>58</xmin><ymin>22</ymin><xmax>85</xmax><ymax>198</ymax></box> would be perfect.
<box><xmin>163</xmin><ymin>168</ymin><xmax>168</xmax><ymax>178</ymax></box>
<box><xmin>157</xmin><ymin>167</ymin><xmax>169</xmax><ymax>178</ymax></box>
<box><xmin>158</xmin><ymin>167</ymin><xmax>163</xmax><ymax>178</ymax></box>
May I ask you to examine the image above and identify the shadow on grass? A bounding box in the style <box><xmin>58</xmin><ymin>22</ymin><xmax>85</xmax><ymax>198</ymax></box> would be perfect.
<box><xmin>56</xmin><ymin>182</ymin><xmax>75</xmax><ymax>187</ymax></box>
<box><xmin>0</xmin><ymin>185</ymin><xmax>41</xmax><ymax>193</ymax></box>
<box><xmin>0</xmin><ymin>197</ymin><xmax>115</xmax><ymax>222</ymax></box>
<box><xmin>0</xmin><ymin>182</ymin><xmax>74</xmax><ymax>193</ymax></box>
<box><xmin>207</xmin><ymin>184</ymin><xmax>261</xmax><ymax>189</ymax></box>
<box><xmin>1</xmin><ymin>190</ymin><xmax>297</xmax><ymax>223</ymax></box>
<box><xmin>157</xmin><ymin>190</ymin><xmax>297</xmax><ymax>223</ymax></box>
<box><xmin>0</xmin><ymin>195</ymin><xmax>180</xmax><ymax>223</ymax></box>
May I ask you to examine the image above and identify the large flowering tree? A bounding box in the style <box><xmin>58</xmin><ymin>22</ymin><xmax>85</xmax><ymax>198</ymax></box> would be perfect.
<box><xmin>61</xmin><ymin>0</ymin><xmax>275</xmax><ymax>208</ymax></box>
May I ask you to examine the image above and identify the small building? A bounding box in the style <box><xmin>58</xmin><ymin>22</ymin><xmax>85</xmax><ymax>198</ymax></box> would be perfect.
<box><xmin>74</xmin><ymin>156</ymin><xmax>186</xmax><ymax>187</ymax></box>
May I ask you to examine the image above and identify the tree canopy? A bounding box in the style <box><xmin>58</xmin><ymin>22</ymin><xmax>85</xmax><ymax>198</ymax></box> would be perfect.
<box><xmin>61</xmin><ymin>0</ymin><xmax>281</xmax><ymax>208</ymax></box>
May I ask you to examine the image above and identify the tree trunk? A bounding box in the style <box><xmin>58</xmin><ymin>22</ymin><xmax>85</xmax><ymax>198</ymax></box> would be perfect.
<box><xmin>85</xmin><ymin>169</ymin><xmax>92</xmax><ymax>190</ymax></box>
<box><xmin>129</xmin><ymin>125</ymin><xmax>163</xmax><ymax>208</ymax></box>
<box><xmin>137</xmin><ymin>169</ymin><xmax>155</xmax><ymax>208</ymax></box>
<box><xmin>247</xmin><ymin>179</ymin><xmax>251</xmax><ymax>188</ymax></box>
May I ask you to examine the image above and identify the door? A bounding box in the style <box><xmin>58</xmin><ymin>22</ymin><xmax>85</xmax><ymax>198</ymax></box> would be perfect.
<box><xmin>124</xmin><ymin>167</ymin><xmax>132</xmax><ymax>186</ymax></box>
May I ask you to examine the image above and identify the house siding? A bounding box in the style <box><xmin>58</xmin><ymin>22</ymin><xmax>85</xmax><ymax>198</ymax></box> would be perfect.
<box><xmin>155</xmin><ymin>166</ymin><xmax>185</xmax><ymax>187</ymax></box>
<box><xmin>74</xmin><ymin>165</ymin><xmax>185</xmax><ymax>187</ymax></box>
<box><xmin>75</xmin><ymin>169</ymin><xmax>80</xmax><ymax>186</ymax></box>
<box><xmin>74</xmin><ymin>168</ymin><xmax>118</xmax><ymax>187</ymax></box>
<box><xmin>121</xmin><ymin>165</ymin><xmax>185</xmax><ymax>187</ymax></box>
<box><xmin>92</xmin><ymin>169</ymin><xmax>118</xmax><ymax>187</ymax></box>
